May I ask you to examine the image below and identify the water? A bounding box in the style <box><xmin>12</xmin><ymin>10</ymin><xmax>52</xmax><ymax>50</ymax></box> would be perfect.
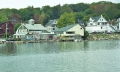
<box><xmin>0</xmin><ymin>40</ymin><xmax>120</xmax><ymax>72</ymax></box>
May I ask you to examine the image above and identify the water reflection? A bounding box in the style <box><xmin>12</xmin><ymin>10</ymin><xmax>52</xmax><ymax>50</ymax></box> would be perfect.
<box><xmin>0</xmin><ymin>40</ymin><xmax>120</xmax><ymax>72</ymax></box>
<box><xmin>0</xmin><ymin>42</ymin><xmax>85</xmax><ymax>56</ymax></box>
<box><xmin>0</xmin><ymin>43</ymin><xmax>16</xmax><ymax>56</ymax></box>
<box><xmin>0</xmin><ymin>40</ymin><xmax>119</xmax><ymax>56</ymax></box>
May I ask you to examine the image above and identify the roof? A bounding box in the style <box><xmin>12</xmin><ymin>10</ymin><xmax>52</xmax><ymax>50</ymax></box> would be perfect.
<box><xmin>0</xmin><ymin>22</ymin><xmax>14</xmax><ymax>27</ymax></box>
<box><xmin>91</xmin><ymin>16</ymin><xmax>101</xmax><ymax>22</ymax></box>
<box><xmin>54</xmin><ymin>24</ymin><xmax>77</xmax><ymax>32</ymax></box>
<box><xmin>45</xmin><ymin>19</ymin><xmax>57</xmax><ymax>27</ymax></box>
<box><xmin>24</xmin><ymin>24</ymin><xmax>47</xmax><ymax>31</ymax></box>
<box><xmin>78</xmin><ymin>20</ymin><xmax>84</xmax><ymax>24</ymax></box>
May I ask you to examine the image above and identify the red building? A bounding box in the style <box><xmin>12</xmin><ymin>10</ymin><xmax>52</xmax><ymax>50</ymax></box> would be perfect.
<box><xmin>0</xmin><ymin>22</ymin><xmax>14</xmax><ymax>37</ymax></box>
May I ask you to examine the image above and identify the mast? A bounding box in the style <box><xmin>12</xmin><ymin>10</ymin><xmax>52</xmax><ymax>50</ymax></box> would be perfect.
<box><xmin>6</xmin><ymin>23</ymin><xmax>8</xmax><ymax>40</ymax></box>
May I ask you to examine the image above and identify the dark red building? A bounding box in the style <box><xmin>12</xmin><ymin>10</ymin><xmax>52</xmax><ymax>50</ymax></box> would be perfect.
<box><xmin>0</xmin><ymin>22</ymin><xmax>14</xmax><ymax>37</ymax></box>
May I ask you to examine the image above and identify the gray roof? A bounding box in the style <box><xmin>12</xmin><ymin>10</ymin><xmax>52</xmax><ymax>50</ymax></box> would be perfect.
<box><xmin>91</xmin><ymin>16</ymin><xmax>101</xmax><ymax>22</ymax></box>
<box><xmin>24</xmin><ymin>24</ymin><xmax>47</xmax><ymax>31</ymax></box>
<box><xmin>45</xmin><ymin>19</ymin><xmax>57</xmax><ymax>27</ymax></box>
<box><xmin>54</xmin><ymin>24</ymin><xmax>77</xmax><ymax>32</ymax></box>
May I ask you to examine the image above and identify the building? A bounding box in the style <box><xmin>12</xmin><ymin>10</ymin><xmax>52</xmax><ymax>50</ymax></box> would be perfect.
<box><xmin>86</xmin><ymin>15</ymin><xmax>116</xmax><ymax>33</ymax></box>
<box><xmin>116</xmin><ymin>18</ymin><xmax>120</xmax><ymax>31</ymax></box>
<box><xmin>0</xmin><ymin>22</ymin><xmax>14</xmax><ymax>37</ymax></box>
<box><xmin>45</xmin><ymin>19</ymin><xmax>58</xmax><ymax>33</ymax></box>
<box><xmin>14</xmin><ymin>19</ymin><xmax>47</xmax><ymax>40</ymax></box>
<box><xmin>54</xmin><ymin>24</ymin><xmax>84</xmax><ymax>41</ymax></box>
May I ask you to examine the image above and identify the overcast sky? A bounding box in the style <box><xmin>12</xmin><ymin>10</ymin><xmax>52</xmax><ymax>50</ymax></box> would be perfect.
<box><xmin>0</xmin><ymin>0</ymin><xmax>119</xmax><ymax>9</ymax></box>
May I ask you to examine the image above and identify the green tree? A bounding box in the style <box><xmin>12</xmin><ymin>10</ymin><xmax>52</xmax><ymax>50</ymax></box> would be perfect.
<box><xmin>57</xmin><ymin>12</ymin><xmax>75</xmax><ymax>28</ymax></box>
<box><xmin>102</xmin><ymin>13</ymin><xmax>109</xmax><ymax>21</ymax></box>
<box><xmin>74</xmin><ymin>12</ymin><xmax>86</xmax><ymax>23</ymax></box>
<box><xmin>2</xmin><ymin>8</ymin><xmax>13</xmax><ymax>18</ymax></box>
<box><xmin>14</xmin><ymin>23</ymin><xmax>21</xmax><ymax>32</ymax></box>
<box><xmin>114</xmin><ymin>12</ymin><xmax>120</xmax><ymax>19</ymax></box>
<box><xmin>60</xmin><ymin>5</ymin><xmax>73</xmax><ymax>14</ymax></box>
<box><xmin>105</xmin><ymin>4</ymin><xmax>118</xmax><ymax>19</ymax></box>
<box><xmin>83</xmin><ymin>15</ymin><xmax>91</xmax><ymax>23</ymax></box>
<box><xmin>84</xmin><ymin>8</ymin><xmax>94</xmax><ymax>15</ymax></box>
<box><xmin>43</xmin><ymin>14</ymin><xmax>50</xmax><ymax>26</ymax></box>
<box><xmin>18</xmin><ymin>8</ymin><xmax>30</xmax><ymax>21</ymax></box>
<box><xmin>0</xmin><ymin>13</ymin><xmax>8</xmax><ymax>23</ymax></box>
<box><xmin>83</xmin><ymin>31</ymin><xmax>89</xmax><ymax>40</ymax></box>
<box><xmin>52</xmin><ymin>5</ymin><xmax>61</xmax><ymax>19</ymax></box>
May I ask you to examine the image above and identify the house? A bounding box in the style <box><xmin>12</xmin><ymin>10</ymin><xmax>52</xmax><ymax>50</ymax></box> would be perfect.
<box><xmin>86</xmin><ymin>15</ymin><xmax>116</xmax><ymax>33</ymax></box>
<box><xmin>0</xmin><ymin>22</ymin><xmax>14</xmax><ymax>37</ymax></box>
<box><xmin>45</xmin><ymin>19</ymin><xmax>58</xmax><ymax>33</ymax></box>
<box><xmin>54</xmin><ymin>24</ymin><xmax>84</xmax><ymax>41</ymax></box>
<box><xmin>116</xmin><ymin>18</ymin><xmax>120</xmax><ymax>31</ymax></box>
<box><xmin>14</xmin><ymin>19</ymin><xmax>47</xmax><ymax>40</ymax></box>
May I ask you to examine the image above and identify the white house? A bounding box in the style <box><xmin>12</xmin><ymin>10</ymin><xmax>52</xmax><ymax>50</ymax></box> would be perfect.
<box><xmin>14</xmin><ymin>19</ymin><xmax>47</xmax><ymax>40</ymax></box>
<box><xmin>86</xmin><ymin>15</ymin><xmax>116</xmax><ymax>33</ymax></box>
<box><xmin>116</xmin><ymin>18</ymin><xmax>120</xmax><ymax>31</ymax></box>
<box><xmin>54</xmin><ymin>24</ymin><xmax>84</xmax><ymax>41</ymax></box>
<box><xmin>45</xmin><ymin>19</ymin><xmax>58</xmax><ymax>33</ymax></box>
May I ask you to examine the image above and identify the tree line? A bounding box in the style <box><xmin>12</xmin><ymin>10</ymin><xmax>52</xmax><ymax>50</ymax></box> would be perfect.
<box><xmin>0</xmin><ymin>1</ymin><xmax>120</xmax><ymax>28</ymax></box>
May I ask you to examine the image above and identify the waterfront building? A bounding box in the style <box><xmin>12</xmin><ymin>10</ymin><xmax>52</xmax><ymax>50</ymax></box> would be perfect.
<box><xmin>45</xmin><ymin>19</ymin><xmax>58</xmax><ymax>34</ymax></box>
<box><xmin>54</xmin><ymin>24</ymin><xmax>84</xmax><ymax>41</ymax></box>
<box><xmin>14</xmin><ymin>19</ymin><xmax>47</xmax><ymax>40</ymax></box>
<box><xmin>86</xmin><ymin>15</ymin><xmax>116</xmax><ymax>33</ymax></box>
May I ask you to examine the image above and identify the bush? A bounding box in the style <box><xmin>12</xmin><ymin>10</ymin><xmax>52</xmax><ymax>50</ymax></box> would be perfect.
<box><xmin>83</xmin><ymin>31</ymin><xmax>89</xmax><ymax>40</ymax></box>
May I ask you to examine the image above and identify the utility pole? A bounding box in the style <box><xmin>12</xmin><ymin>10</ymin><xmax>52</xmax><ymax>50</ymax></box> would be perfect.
<box><xmin>6</xmin><ymin>23</ymin><xmax>8</xmax><ymax>40</ymax></box>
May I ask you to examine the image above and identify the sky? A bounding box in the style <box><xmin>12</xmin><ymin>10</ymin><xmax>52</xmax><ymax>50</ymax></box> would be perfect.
<box><xmin>0</xmin><ymin>0</ymin><xmax>119</xmax><ymax>9</ymax></box>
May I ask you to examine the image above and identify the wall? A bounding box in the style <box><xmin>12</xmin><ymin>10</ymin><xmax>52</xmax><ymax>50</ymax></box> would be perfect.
<box><xmin>68</xmin><ymin>24</ymin><xmax>84</xmax><ymax>36</ymax></box>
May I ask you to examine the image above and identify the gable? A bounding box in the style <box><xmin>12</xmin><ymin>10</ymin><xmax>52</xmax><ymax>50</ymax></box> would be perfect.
<box><xmin>18</xmin><ymin>24</ymin><xmax>27</xmax><ymax>30</ymax></box>
<box><xmin>68</xmin><ymin>24</ymin><xmax>82</xmax><ymax>31</ymax></box>
<box><xmin>97</xmin><ymin>16</ymin><xmax>107</xmax><ymax>22</ymax></box>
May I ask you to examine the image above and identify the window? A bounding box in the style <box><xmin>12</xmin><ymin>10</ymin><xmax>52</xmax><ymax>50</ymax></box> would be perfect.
<box><xmin>53</xmin><ymin>28</ymin><xmax>55</xmax><ymax>30</ymax></box>
<box><xmin>66</xmin><ymin>32</ymin><xmax>75</xmax><ymax>34</ymax></box>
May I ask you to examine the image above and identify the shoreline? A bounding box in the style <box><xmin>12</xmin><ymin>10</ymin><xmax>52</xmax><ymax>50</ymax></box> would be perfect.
<box><xmin>87</xmin><ymin>33</ymin><xmax>120</xmax><ymax>41</ymax></box>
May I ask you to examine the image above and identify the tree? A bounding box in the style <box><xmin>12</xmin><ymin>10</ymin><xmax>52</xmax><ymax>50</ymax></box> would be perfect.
<box><xmin>0</xmin><ymin>13</ymin><xmax>8</xmax><ymax>23</ymax></box>
<box><xmin>18</xmin><ymin>8</ymin><xmax>30</xmax><ymax>21</ymax></box>
<box><xmin>84</xmin><ymin>8</ymin><xmax>94</xmax><ymax>15</ymax></box>
<box><xmin>52</xmin><ymin>5</ymin><xmax>61</xmax><ymax>19</ymax></box>
<box><xmin>93</xmin><ymin>4</ymin><xmax>106</xmax><ymax>14</ymax></box>
<box><xmin>14</xmin><ymin>23</ymin><xmax>21</xmax><ymax>32</ymax></box>
<box><xmin>9</xmin><ymin>14</ymin><xmax>21</xmax><ymax>25</ymax></box>
<box><xmin>74</xmin><ymin>12</ymin><xmax>86</xmax><ymax>23</ymax></box>
<box><xmin>60</xmin><ymin>5</ymin><xmax>73</xmax><ymax>14</ymax></box>
<box><xmin>83</xmin><ymin>31</ymin><xmax>89</xmax><ymax>40</ymax></box>
<box><xmin>105</xmin><ymin>4</ymin><xmax>118</xmax><ymax>19</ymax></box>
<box><xmin>102</xmin><ymin>13</ymin><xmax>109</xmax><ymax>21</ymax></box>
<box><xmin>33</xmin><ymin>14</ymin><xmax>44</xmax><ymax>24</ymax></box>
<box><xmin>2</xmin><ymin>8</ymin><xmax>13</xmax><ymax>18</ymax></box>
<box><xmin>83</xmin><ymin>15</ymin><xmax>91</xmax><ymax>23</ymax></box>
<box><xmin>114</xmin><ymin>12</ymin><xmax>120</xmax><ymax>19</ymax></box>
<box><xmin>43</xmin><ymin>14</ymin><xmax>50</xmax><ymax>26</ymax></box>
<box><xmin>57</xmin><ymin>12</ymin><xmax>75</xmax><ymax>28</ymax></box>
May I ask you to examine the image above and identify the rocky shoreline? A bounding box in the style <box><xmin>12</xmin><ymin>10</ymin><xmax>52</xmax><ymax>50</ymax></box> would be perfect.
<box><xmin>87</xmin><ymin>33</ymin><xmax>120</xmax><ymax>41</ymax></box>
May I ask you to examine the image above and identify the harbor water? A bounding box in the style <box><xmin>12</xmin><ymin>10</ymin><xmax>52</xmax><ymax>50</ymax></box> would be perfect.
<box><xmin>0</xmin><ymin>40</ymin><xmax>120</xmax><ymax>72</ymax></box>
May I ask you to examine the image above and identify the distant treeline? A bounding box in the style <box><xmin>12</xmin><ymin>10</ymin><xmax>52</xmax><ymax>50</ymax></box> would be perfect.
<box><xmin>0</xmin><ymin>1</ymin><xmax>120</xmax><ymax>26</ymax></box>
